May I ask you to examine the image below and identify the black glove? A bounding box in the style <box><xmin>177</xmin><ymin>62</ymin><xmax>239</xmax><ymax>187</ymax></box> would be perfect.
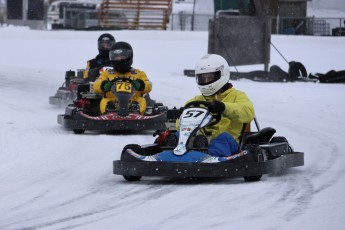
<box><xmin>132</xmin><ymin>79</ymin><xmax>145</xmax><ymax>91</ymax></box>
<box><xmin>208</xmin><ymin>100</ymin><xmax>225</xmax><ymax>114</ymax></box>
<box><xmin>101</xmin><ymin>80</ymin><xmax>113</xmax><ymax>92</ymax></box>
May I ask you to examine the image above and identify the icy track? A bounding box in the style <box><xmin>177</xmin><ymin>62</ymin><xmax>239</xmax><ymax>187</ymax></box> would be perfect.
<box><xmin>0</xmin><ymin>28</ymin><xmax>345</xmax><ymax>230</ymax></box>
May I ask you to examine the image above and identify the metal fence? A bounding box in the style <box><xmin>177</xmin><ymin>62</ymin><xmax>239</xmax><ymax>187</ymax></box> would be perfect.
<box><xmin>169</xmin><ymin>12</ymin><xmax>212</xmax><ymax>31</ymax></box>
<box><xmin>272</xmin><ymin>16</ymin><xmax>345</xmax><ymax>36</ymax></box>
<box><xmin>169</xmin><ymin>13</ymin><xmax>345</xmax><ymax>36</ymax></box>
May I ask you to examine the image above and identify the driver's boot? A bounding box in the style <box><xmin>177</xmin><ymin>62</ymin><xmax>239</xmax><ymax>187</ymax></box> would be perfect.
<box><xmin>129</xmin><ymin>101</ymin><xmax>140</xmax><ymax>113</ymax></box>
<box><xmin>134</xmin><ymin>97</ymin><xmax>146</xmax><ymax>115</ymax></box>
<box><xmin>192</xmin><ymin>135</ymin><xmax>208</xmax><ymax>153</ymax></box>
<box><xmin>105</xmin><ymin>101</ymin><xmax>116</xmax><ymax>112</ymax></box>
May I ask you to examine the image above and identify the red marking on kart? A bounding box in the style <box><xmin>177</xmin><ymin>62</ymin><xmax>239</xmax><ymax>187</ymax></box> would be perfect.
<box><xmin>68</xmin><ymin>82</ymin><xmax>78</xmax><ymax>90</ymax></box>
<box><xmin>225</xmin><ymin>150</ymin><xmax>248</xmax><ymax>160</ymax></box>
<box><xmin>80</xmin><ymin>112</ymin><xmax>162</xmax><ymax>120</ymax></box>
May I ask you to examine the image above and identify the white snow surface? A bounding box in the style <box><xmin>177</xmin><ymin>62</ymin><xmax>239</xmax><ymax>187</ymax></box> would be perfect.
<box><xmin>0</xmin><ymin>27</ymin><xmax>345</xmax><ymax>230</ymax></box>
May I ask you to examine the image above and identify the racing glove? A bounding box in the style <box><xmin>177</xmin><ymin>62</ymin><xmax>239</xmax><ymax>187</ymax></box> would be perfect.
<box><xmin>132</xmin><ymin>79</ymin><xmax>145</xmax><ymax>91</ymax></box>
<box><xmin>101</xmin><ymin>80</ymin><xmax>113</xmax><ymax>92</ymax></box>
<box><xmin>208</xmin><ymin>100</ymin><xmax>225</xmax><ymax>114</ymax></box>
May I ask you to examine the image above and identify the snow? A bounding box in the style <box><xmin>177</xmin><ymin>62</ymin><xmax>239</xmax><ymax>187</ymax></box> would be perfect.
<box><xmin>308</xmin><ymin>0</ymin><xmax>345</xmax><ymax>12</ymax></box>
<box><xmin>1</xmin><ymin>23</ymin><xmax>345</xmax><ymax>230</ymax></box>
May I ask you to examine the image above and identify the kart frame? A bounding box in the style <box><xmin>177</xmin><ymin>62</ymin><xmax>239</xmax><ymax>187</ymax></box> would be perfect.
<box><xmin>113</xmin><ymin>103</ymin><xmax>304</xmax><ymax>181</ymax></box>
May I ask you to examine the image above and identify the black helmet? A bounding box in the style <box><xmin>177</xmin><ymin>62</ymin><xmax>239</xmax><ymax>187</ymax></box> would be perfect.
<box><xmin>109</xmin><ymin>41</ymin><xmax>133</xmax><ymax>73</ymax></box>
<box><xmin>98</xmin><ymin>33</ymin><xmax>115</xmax><ymax>57</ymax></box>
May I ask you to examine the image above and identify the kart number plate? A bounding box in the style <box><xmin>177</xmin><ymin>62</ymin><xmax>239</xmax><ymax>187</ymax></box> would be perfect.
<box><xmin>116</xmin><ymin>82</ymin><xmax>132</xmax><ymax>93</ymax></box>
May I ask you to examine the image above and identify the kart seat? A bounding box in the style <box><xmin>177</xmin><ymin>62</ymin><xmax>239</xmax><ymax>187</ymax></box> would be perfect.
<box><xmin>242</xmin><ymin>127</ymin><xmax>276</xmax><ymax>145</ymax></box>
<box><xmin>77</xmin><ymin>84</ymin><xmax>90</xmax><ymax>99</ymax></box>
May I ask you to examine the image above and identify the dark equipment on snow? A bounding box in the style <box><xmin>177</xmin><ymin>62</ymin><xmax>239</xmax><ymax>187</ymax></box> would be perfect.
<box><xmin>309</xmin><ymin>70</ymin><xmax>345</xmax><ymax>83</ymax></box>
<box><xmin>185</xmin><ymin>62</ymin><xmax>345</xmax><ymax>84</ymax></box>
<box><xmin>332</xmin><ymin>20</ymin><xmax>345</xmax><ymax>36</ymax></box>
<box><xmin>184</xmin><ymin>61</ymin><xmax>315</xmax><ymax>82</ymax></box>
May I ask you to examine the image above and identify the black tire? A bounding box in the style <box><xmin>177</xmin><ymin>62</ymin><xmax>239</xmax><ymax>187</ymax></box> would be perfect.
<box><xmin>243</xmin><ymin>145</ymin><xmax>267</xmax><ymax>182</ymax></box>
<box><xmin>73</xmin><ymin>129</ymin><xmax>85</xmax><ymax>134</ymax></box>
<box><xmin>121</xmin><ymin>144</ymin><xmax>142</xmax><ymax>181</ymax></box>
<box><xmin>270</xmin><ymin>136</ymin><xmax>294</xmax><ymax>152</ymax></box>
<box><xmin>121</xmin><ymin>144</ymin><xmax>141</xmax><ymax>159</ymax></box>
<box><xmin>123</xmin><ymin>175</ymin><xmax>142</xmax><ymax>181</ymax></box>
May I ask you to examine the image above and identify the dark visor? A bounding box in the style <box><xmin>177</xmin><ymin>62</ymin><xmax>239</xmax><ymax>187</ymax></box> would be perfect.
<box><xmin>109</xmin><ymin>49</ymin><xmax>133</xmax><ymax>61</ymax></box>
<box><xmin>98</xmin><ymin>40</ymin><xmax>114</xmax><ymax>50</ymax></box>
<box><xmin>196</xmin><ymin>71</ymin><xmax>221</xmax><ymax>85</ymax></box>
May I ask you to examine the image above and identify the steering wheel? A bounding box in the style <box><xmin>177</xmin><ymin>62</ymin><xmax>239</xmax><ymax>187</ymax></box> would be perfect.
<box><xmin>110</xmin><ymin>77</ymin><xmax>134</xmax><ymax>94</ymax></box>
<box><xmin>111</xmin><ymin>77</ymin><xmax>133</xmax><ymax>84</ymax></box>
<box><xmin>183</xmin><ymin>100</ymin><xmax>222</xmax><ymax>127</ymax></box>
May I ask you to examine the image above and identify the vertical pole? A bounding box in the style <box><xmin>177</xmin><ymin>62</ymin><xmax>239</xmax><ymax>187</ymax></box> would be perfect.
<box><xmin>191</xmin><ymin>0</ymin><xmax>196</xmax><ymax>31</ymax></box>
<box><xmin>23</xmin><ymin>0</ymin><xmax>28</xmax><ymax>26</ymax></box>
<box><xmin>276</xmin><ymin>15</ymin><xmax>279</xmax><ymax>34</ymax></box>
<box><xmin>264</xmin><ymin>16</ymin><xmax>271</xmax><ymax>72</ymax></box>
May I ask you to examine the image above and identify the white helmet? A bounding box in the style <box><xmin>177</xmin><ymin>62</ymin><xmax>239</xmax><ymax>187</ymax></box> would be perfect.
<box><xmin>195</xmin><ymin>54</ymin><xmax>230</xmax><ymax>96</ymax></box>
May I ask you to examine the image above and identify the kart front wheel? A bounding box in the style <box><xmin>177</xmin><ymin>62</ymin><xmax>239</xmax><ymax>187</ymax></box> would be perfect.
<box><xmin>123</xmin><ymin>175</ymin><xmax>142</xmax><ymax>181</ymax></box>
<box><xmin>121</xmin><ymin>144</ymin><xmax>143</xmax><ymax>182</ymax></box>
<box><xmin>73</xmin><ymin>129</ymin><xmax>85</xmax><ymax>134</ymax></box>
<box><xmin>243</xmin><ymin>145</ymin><xmax>267</xmax><ymax>182</ymax></box>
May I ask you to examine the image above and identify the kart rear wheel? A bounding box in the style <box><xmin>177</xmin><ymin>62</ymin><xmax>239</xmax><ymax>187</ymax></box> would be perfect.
<box><xmin>244</xmin><ymin>145</ymin><xmax>267</xmax><ymax>182</ymax></box>
<box><xmin>270</xmin><ymin>136</ymin><xmax>294</xmax><ymax>152</ymax></box>
<box><xmin>73</xmin><ymin>129</ymin><xmax>85</xmax><ymax>134</ymax></box>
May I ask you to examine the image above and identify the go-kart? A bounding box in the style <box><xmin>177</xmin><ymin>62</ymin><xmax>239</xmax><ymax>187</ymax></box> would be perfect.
<box><xmin>113</xmin><ymin>101</ymin><xmax>304</xmax><ymax>182</ymax></box>
<box><xmin>57</xmin><ymin>77</ymin><xmax>168</xmax><ymax>134</ymax></box>
<box><xmin>49</xmin><ymin>67</ymin><xmax>113</xmax><ymax>107</ymax></box>
<box><xmin>49</xmin><ymin>69</ymin><xmax>85</xmax><ymax>107</ymax></box>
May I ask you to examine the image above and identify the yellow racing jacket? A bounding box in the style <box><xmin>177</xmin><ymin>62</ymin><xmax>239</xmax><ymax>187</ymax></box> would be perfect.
<box><xmin>93</xmin><ymin>67</ymin><xmax>152</xmax><ymax>100</ymax></box>
<box><xmin>185</xmin><ymin>87</ymin><xmax>255</xmax><ymax>142</ymax></box>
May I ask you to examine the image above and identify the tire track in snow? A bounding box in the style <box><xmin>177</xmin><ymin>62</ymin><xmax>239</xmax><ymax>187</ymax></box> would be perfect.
<box><xmin>2</xmin><ymin>182</ymin><xmax>179</xmax><ymax>230</ymax></box>
<box><xmin>263</xmin><ymin>118</ymin><xmax>342</xmax><ymax>226</ymax></box>
<box><xmin>278</xmin><ymin>119</ymin><xmax>343</xmax><ymax>192</ymax></box>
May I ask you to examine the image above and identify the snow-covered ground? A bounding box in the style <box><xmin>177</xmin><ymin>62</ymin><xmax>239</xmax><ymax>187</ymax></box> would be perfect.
<box><xmin>308</xmin><ymin>0</ymin><xmax>345</xmax><ymax>12</ymax></box>
<box><xmin>0</xmin><ymin>26</ymin><xmax>345</xmax><ymax>230</ymax></box>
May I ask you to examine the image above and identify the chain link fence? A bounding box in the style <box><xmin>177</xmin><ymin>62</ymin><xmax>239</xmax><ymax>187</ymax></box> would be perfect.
<box><xmin>169</xmin><ymin>13</ymin><xmax>345</xmax><ymax>36</ymax></box>
<box><xmin>169</xmin><ymin>11</ymin><xmax>212</xmax><ymax>31</ymax></box>
<box><xmin>272</xmin><ymin>16</ymin><xmax>345</xmax><ymax>36</ymax></box>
